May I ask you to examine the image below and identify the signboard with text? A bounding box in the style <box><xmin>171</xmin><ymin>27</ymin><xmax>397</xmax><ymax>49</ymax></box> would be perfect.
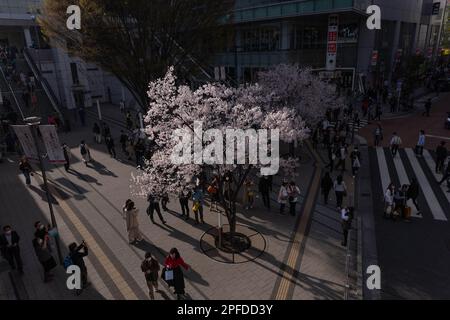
<box><xmin>39</xmin><ymin>125</ymin><xmax>66</xmax><ymax>163</ymax></box>
<box><xmin>11</xmin><ymin>125</ymin><xmax>39</xmax><ymax>161</ymax></box>
<box><xmin>326</xmin><ymin>14</ymin><xmax>339</xmax><ymax>71</ymax></box>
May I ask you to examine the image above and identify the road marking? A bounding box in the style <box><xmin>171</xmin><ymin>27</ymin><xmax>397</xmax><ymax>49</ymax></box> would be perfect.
<box><xmin>425</xmin><ymin>135</ymin><xmax>450</xmax><ymax>141</ymax></box>
<box><xmin>275</xmin><ymin>167</ymin><xmax>321</xmax><ymax>300</ymax></box>
<box><xmin>33</xmin><ymin>174</ymin><xmax>139</xmax><ymax>299</ymax></box>
<box><xmin>376</xmin><ymin>147</ymin><xmax>390</xmax><ymax>192</ymax></box>
<box><xmin>405</xmin><ymin>148</ymin><xmax>447</xmax><ymax>221</ymax></box>
<box><xmin>392</xmin><ymin>150</ymin><xmax>421</xmax><ymax>218</ymax></box>
<box><xmin>422</xmin><ymin>149</ymin><xmax>450</xmax><ymax>205</ymax></box>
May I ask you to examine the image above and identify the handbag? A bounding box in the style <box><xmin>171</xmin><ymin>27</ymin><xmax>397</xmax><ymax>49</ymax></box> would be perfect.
<box><xmin>165</xmin><ymin>269</ymin><xmax>174</xmax><ymax>281</ymax></box>
<box><xmin>385</xmin><ymin>205</ymin><xmax>392</xmax><ymax>214</ymax></box>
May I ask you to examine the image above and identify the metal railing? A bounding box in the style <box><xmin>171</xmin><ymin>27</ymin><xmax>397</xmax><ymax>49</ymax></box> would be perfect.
<box><xmin>23</xmin><ymin>48</ymin><xmax>64</xmax><ymax>121</ymax></box>
<box><xmin>0</xmin><ymin>64</ymin><xmax>25</xmax><ymax>120</ymax></box>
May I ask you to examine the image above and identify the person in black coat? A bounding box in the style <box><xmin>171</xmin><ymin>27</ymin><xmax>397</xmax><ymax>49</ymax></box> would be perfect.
<box><xmin>438</xmin><ymin>159</ymin><xmax>450</xmax><ymax>186</ymax></box>
<box><xmin>258</xmin><ymin>176</ymin><xmax>271</xmax><ymax>210</ymax></box>
<box><xmin>0</xmin><ymin>226</ymin><xmax>23</xmax><ymax>274</ymax></box>
<box><xmin>321</xmin><ymin>172</ymin><xmax>334</xmax><ymax>205</ymax></box>
<box><xmin>69</xmin><ymin>241</ymin><xmax>89</xmax><ymax>294</ymax></box>
<box><xmin>105</xmin><ymin>135</ymin><xmax>116</xmax><ymax>158</ymax></box>
<box><xmin>435</xmin><ymin>142</ymin><xmax>448</xmax><ymax>174</ymax></box>
<box><xmin>406</xmin><ymin>178</ymin><xmax>420</xmax><ymax>215</ymax></box>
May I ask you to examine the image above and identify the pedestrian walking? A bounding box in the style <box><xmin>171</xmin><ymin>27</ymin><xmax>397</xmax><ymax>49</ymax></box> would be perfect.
<box><xmin>287</xmin><ymin>181</ymin><xmax>300</xmax><ymax>216</ymax></box>
<box><xmin>0</xmin><ymin>226</ymin><xmax>23</xmax><ymax>274</ymax></box>
<box><xmin>192</xmin><ymin>187</ymin><xmax>205</xmax><ymax>224</ymax></box>
<box><xmin>406</xmin><ymin>178</ymin><xmax>421</xmax><ymax>215</ymax></box>
<box><xmin>163</xmin><ymin>248</ymin><xmax>190</xmax><ymax>300</ymax></box>
<box><xmin>277</xmin><ymin>180</ymin><xmax>289</xmax><ymax>215</ymax></box>
<box><xmin>19</xmin><ymin>156</ymin><xmax>33</xmax><ymax>186</ymax></box>
<box><xmin>435</xmin><ymin>141</ymin><xmax>447</xmax><ymax>174</ymax></box>
<box><xmin>93</xmin><ymin>123</ymin><xmax>101</xmax><ymax>143</ymax></box>
<box><xmin>147</xmin><ymin>194</ymin><xmax>166</xmax><ymax>224</ymax></box>
<box><xmin>34</xmin><ymin>221</ymin><xmax>53</xmax><ymax>253</ymax></box>
<box><xmin>258</xmin><ymin>176</ymin><xmax>271</xmax><ymax>210</ymax></box>
<box><xmin>415</xmin><ymin>130</ymin><xmax>425</xmax><ymax>157</ymax></box>
<box><xmin>390</xmin><ymin>132</ymin><xmax>402</xmax><ymax>158</ymax></box>
<box><xmin>179</xmin><ymin>189</ymin><xmax>191</xmax><ymax>220</ymax></box>
<box><xmin>350</xmin><ymin>146</ymin><xmax>361</xmax><ymax>177</ymax></box>
<box><xmin>123</xmin><ymin>200</ymin><xmax>143</xmax><ymax>244</ymax></box>
<box><xmin>62</xmin><ymin>143</ymin><xmax>71</xmax><ymax>172</ymax></box>
<box><xmin>341</xmin><ymin>207</ymin><xmax>354</xmax><ymax>246</ymax></box>
<box><xmin>335</xmin><ymin>143</ymin><xmax>348</xmax><ymax>171</ymax></box>
<box><xmin>373</xmin><ymin>124</ymin><xmax>383</xmax><ymax>147</ymax></box>
<box><xmin>422</xmin><ymin>98</ymin><xmax>431</xmax><ymax>117</ymax></box>
<box><xmin>102</xmin><ymin>123</ymin><xmax>111</xmax><ymax>143</ymax></box>
<box><xmin>243</xmin><ymin>178</ymin><xmax>256</xmax><ymax>210</ymax></box>
<box><xmin>119</xmin><ymin>130</ymin><xmax>128</xmax><ymax>155</ymax></box>
<box><xmin>32</xmin><ymin>236</ymin><xmax>57</xmax><ymax>283</ymax></box>
<box><xmin>438</xmin><ymin>158</ymin><xmax>450</xmax><ymax>185</ymax></box>
<box><xmin>321</xmin><ymin>172</ymin><xmax>333</xmax><ymax>205</ymax></box>
<box><xmin>68</xmin><ymin>241</ymin><xmax>89</xmax><ymax>295</ymax></box>
<box><xmin>333</xmin><ymin>175</ymin><xmax>347</xmax><ymax>209</ymax></box>
<box><xmin>79</xmin><ymin>140</ymin><xmax>91</xmax><ymax>166</ymax></box>
<box><xmin>161</xmin><ymin>193</ymin><xmax>170</xmax><ymax>212</ymax></box>
<box><xmin>105</xmin><ymin>135</ymin><xmax>117</xmax><ymax>158</ymax></box>
<box><xmin>384</xmin><ymin>183</ymin><xmax>395</xmax><ymax>219</ymax></box>
<box><xmin>207</xmin><ymin>176</ymin><xmax>220</xmax><ymax>211</ymax></box>
<box><xmin>126</xmin><ymin>112</ymin><xmax>133</xmax><ymax>130</ymax></box>
<box><xmin>141</xmin><ymin>252</ymin><xmax>160</xmax><ymax>300</ymax></box>
<box><xmin>393</xmin><ymin>184</ymin><xmax>408</xmax><ymax>220</ymax></box>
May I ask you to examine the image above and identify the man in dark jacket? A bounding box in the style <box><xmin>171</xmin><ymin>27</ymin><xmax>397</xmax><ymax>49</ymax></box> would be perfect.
<box><xmin>69</xmin><ymin>241</ymin><xmax>89</xmax><ymax>294</ymax></box>
<box><xmin>406</xmin><ymin>178</ymin><xmax>420</xmax><ymax>215</ymax></box>
<box><xmin>436</xmin><ymin>142</ymin><xmax>448</xmax><ymax>174</ymax></box>
<box><xmin>258</xmin><ymin>176</ymin><xmax>271</xmax><ymax>210</ymax></box>
<box><xmin>0</xmin><ymin>225</ymin><xmax>23</xmax><ymax>274</ymax></box>
<box><xmin>438</xmin><ymin>159</ymin><xmax>450</xmax><ymax>186</ymax></box>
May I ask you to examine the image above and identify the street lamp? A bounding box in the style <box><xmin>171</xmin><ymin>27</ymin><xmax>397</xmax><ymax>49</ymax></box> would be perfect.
<box><xmin>24</xmin><ymin>116</ymin><xmax>63</xmax><ymax>265</ymax></box>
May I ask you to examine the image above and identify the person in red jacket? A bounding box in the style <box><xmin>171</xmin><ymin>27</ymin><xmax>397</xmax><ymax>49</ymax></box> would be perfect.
<box><xmin>163</xmin><ymin>248</ymin><xmax>189</xmax><ymax>299</ymax></box>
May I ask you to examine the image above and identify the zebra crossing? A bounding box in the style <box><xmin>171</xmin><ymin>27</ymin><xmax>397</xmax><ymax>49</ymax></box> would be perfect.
<box><xmin>370</xmin><ymin>147</ymin><xmax>450</xmax><ymax>222</ymax></box>
<box><xmin>329</xmin><ymin>119</ymin><xmax>370</xmax><ymax>132</ymax></box>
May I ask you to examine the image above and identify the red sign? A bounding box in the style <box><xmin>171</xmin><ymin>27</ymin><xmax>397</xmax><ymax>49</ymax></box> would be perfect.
<box><xmin>371</xmin><ymin>50</ymin><xmax>378</xmax><ymax>66</ymax></box>
<box><xmin>328</xmin><ymin>31</ymin><xmax>337</xmax><ymax>42</ymax></box>
<box><xmin>328</xmin><ymin>43</ymin><xmax>337</xmax><ymax>53</ymax></box>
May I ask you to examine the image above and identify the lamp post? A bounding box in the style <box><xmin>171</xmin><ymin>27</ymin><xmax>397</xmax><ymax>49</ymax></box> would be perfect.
<box><xmin>24</xmin><ymin>116</ymin><xmax>63</xmax><ymax>265</ymax></box>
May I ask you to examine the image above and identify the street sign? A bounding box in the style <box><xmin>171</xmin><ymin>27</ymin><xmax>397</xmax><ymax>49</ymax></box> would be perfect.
<box><xmin>11</xmin><ymin>125</ymin><xmax>39</xmax><ymax>161</ymax></box>
<box><xmin>326</xmin><ymin>14</ymin><xmax>339</xmax><ymax>71</ymax></box>
<box><xmin>39</xmin><ymin>125</ymin><xmax>66</xmax><ymax>163</ymax></box>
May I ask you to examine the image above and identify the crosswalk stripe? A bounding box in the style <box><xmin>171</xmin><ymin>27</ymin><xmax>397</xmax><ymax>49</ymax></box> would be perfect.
<box><xmin>422</xmin><ymin>149</ymin><xmax>450</xmax><ymax>205</ymax></box>
<box><xmin>376</xmin><ymin>147</ymin><xmax>391</xmax><ymax>193</ymax></box>
<box><xmin>404</xmin><ymin>148</ymin><xmax>447</xmax><ymax>221</ymax></box>
<box><xmin>392</xmin><ymin>151</ymin><xmax>422</xmax><ymax>218</ymax></box>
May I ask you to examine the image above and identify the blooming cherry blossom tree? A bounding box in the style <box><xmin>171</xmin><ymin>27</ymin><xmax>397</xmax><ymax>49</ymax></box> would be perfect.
<box><xmin>131</xmin><ymin>64</ymin><xmax>338</xmax><ymax>242</ymax></box>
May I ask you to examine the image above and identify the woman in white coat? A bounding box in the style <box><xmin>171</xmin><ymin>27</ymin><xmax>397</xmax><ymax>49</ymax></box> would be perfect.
<box><xmin>123</xmin><ymin>200</ymin><xmax>143</xmax><ymax>244</ymax></box>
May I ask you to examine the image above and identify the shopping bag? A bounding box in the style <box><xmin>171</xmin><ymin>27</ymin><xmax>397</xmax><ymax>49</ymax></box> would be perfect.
<box><xmin>165</xmin><ymin>269</ymin><xmax>174</xmax><ymax>281</ymax></box>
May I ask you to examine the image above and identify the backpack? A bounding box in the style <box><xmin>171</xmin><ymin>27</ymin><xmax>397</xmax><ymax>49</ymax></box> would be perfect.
<box><xmin>80</xmin><ymin>144</ymin><xmax>87</xmax><ymax>155</ymax></box>
<box><xmin>63</xmin><ymin>254</ymin><xmax>73</xmax><ymax>269</ymax></box>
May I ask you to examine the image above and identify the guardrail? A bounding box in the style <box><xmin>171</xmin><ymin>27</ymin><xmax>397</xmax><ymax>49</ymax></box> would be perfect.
<box><xmin>23</xmin><ymin>48</ymin><xmax>65</xmax><ymax>121</ymax></box>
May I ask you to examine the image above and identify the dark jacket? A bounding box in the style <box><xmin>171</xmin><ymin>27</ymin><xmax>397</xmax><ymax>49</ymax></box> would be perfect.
<box><xmin>70</xmin><ymin>244</ymin><xmax>88</xmax><ymax>270</ymax></box>
<box><xmin>436</xmin><ymin>146</ymin><xmax>448</xmax><ymax>160</ymax></box>
<box><xmin>407</xmin><ymin>183</ymin><xmax>419</xmax><ymax>199</ymax></box>
<box><xmin>321</xmin><ymin>176</ymin><xmax>333</xmax><ymax>192</ymax></box>
<box><xmin>258</xmin><ymin>177</ymin><xmax>271</xmax><ymax>193</ymax></box>
<box><xmin>0</xmin><ymin>231</ymin><xmax>20</xmax><ymax>256</ymax></box>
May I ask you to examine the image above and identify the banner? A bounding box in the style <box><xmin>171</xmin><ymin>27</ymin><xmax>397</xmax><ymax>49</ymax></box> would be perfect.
<box><xmin>38</xmin><ymin>125</ymin><xmax>66</xmax><ymax>163</ymax></box>
<box><xmin>326</xmin><ymin>14</ymin><xmax>339</xmax><ymax>71</ymax></box>
<box><xmin>11</xmin><ymin>125</ymin><xmax>39</xmax><ymax>161</ymax></box>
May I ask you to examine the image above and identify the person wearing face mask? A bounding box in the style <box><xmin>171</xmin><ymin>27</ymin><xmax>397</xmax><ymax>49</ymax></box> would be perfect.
<box><xmin>0</xmin><ymin>225</ymin><xmax>23</xmax><ymax>274</ymax></box>
<box><xmin>32</xmin><ymin>235</ymin><xmax>57</xmax><ymax>283</ymax></box>
<box><xmin>141</xmin><ymin>252</ymin><xmax>160</xmax><ymax>300</ymax></box>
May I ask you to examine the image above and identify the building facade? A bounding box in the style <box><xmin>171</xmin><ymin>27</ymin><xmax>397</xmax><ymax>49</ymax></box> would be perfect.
<box><xmin>0</xmin><ymin>0</ymin><xmax>133</xmax><ymax>112</ymax></box>
<box><xmin>216</xmin><ymin>0</ymin><xmax>447</xmax><ymax>89</ymax></box>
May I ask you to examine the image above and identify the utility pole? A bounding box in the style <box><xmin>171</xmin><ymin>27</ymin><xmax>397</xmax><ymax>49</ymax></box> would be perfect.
<box><xmin>25</xmin><ymin>116</ymin><xmax>63</xmax><ymax>265</ymax></box>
